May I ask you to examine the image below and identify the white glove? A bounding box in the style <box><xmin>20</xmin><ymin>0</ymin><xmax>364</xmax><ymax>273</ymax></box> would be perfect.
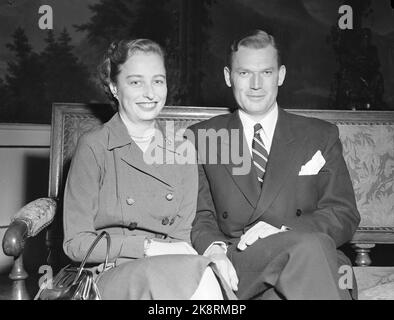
<box><xmin>237</xmin><ymin>221</ymin><xmax>288</xmax><ymax>251</ymax></box>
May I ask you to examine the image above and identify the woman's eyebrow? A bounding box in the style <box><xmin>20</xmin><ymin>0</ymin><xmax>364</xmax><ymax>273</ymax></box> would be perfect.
<box><xmin>125</xmin><ymin>74</ymin><xmax>166</xmax><ymax>78</ymax></box>
<box><xmin>125</xmin><ymin>74</ymin><xmax>143</xmax><ymax>79</ymax></box>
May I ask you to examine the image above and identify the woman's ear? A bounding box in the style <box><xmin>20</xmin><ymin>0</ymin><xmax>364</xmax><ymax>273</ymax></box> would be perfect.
<box><xmin>109</xmin><ymin>83</ymin><xmax>118</xmax><ymax>98</ymax></box>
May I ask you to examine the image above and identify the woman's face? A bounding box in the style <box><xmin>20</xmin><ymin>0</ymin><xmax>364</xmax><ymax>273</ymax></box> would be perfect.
<box><xmin>112</xmin><ymin>52</ymin><xmax>167</xmax><ymax>125</ymax></box>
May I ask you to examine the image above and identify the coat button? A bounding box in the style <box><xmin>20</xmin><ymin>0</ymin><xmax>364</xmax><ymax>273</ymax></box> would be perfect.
<box><xmin>162</xmin><ymin>217</ymin><xmax>170</xmax><ymax>225</ymax></box>
<box><xmin>128</xmin><ymin>222</ymin><xmax>138</xmax><ymax>230</ymax></box>
<box><xmin>165</xmin><ymin>193</ymin><xmax>174</xmax><ymax>201</ymax></box>
<box><xmin>169</xmin><ymin>217</ymin><xmax>175</xmax><ymax>225</ymax></box>
<box><xmin>296</xmin><ymin>209</ymin><xmax>302</xmax><ymax>217</ymax></box>
<box><xmin>222</xmin><ymin>211</ymin><xmax>228</xmax><ymax>219</ymax></box>
<box><xmin>126</xmin><ymin>197</ymin><xmax>135</xmax><ymax>205</ymax></box>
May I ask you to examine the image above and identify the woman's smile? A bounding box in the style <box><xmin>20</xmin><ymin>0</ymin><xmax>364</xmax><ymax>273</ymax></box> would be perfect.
<box><xmin>136</xmin><ymin>101</ymin><xmax>159</xmax><ymax>110</ymax></box>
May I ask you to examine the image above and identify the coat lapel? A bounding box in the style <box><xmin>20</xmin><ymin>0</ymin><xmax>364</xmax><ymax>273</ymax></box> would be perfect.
<box><xmin>251</xmin><ymin>109</ymin><xmax>305</xmax><ymax>221</ymax></box>
<box><xmin>221</xmin><ymin>111</ymin><xmax>260</xmax><ymax>208</ymax></box>
<box><xmin>106</xmin><ymin>113</ymin><xmax>174</xmax><ymax>187</ymax></box>
<box><xmin>149</xmin><ymin>120</ymin><xmax>179</xmax><ymax>187</ymax></box>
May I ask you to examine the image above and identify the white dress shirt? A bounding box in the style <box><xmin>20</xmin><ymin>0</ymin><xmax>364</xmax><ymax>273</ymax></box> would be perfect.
<box><xmin>238</xmin><ymin>102</ymin><xmax>279</xmax><ymax>155</ymax></box>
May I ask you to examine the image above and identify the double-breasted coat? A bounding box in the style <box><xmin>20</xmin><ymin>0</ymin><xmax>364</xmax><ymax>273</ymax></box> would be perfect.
<box><xmin>189</xmin><ymin>108</ymin><xmax>361</xmax><ymax>299</ymax></box>
<box><xmin>63</xmin><ymin>112</ymin><xmax>198</xmax><ymax>262</ymax></box>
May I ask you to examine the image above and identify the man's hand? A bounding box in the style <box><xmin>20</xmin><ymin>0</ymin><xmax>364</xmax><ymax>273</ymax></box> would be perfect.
<box><xmin>237</xmin><ymin>221</ymin><xmax>287</xmax><ymax>251</ymax></box>
<box><xmin>205</xmin><ymin>245</ymin><xmax>239</xmax><ymax>291</ymax></box>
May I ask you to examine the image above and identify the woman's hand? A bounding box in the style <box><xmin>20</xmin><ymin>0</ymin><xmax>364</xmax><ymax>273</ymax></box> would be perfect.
<box><xmin>144</xmin><ymin>240</ymin><xmax>198</xmax><ymax>256</ymax></box>
<box><xmin>204</xmin><ymin>244</ymin><xmax>238</xmax><ymax>292</ymax></box>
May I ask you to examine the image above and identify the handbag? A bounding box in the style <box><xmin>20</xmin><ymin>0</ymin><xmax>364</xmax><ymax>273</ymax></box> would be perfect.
<box><xmin>35</xmin><ymin>231</ymin><xmax>113</xmax><ymax>300</ymax></box>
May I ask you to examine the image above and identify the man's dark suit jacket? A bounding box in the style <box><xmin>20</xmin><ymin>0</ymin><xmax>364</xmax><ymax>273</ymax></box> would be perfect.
<box><xmin>189</xmin><ymin>108</ymin><xmax>360</xmax><ymax>255</ymax></box>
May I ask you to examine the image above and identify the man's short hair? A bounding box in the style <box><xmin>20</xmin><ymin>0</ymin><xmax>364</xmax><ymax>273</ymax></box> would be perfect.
<box><xmin>226</xmin><ymin>29</ymin><xmax>282</xmax><ymax>68</ymax></box>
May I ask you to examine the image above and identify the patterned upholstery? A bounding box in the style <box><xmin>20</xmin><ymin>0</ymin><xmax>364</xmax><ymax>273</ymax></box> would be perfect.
<box><xmin>339</xmin><ymin>124</ymin><xmax>394</xmax><ymax>227</ymax></box>
<box><xmin>63</xmin><ymin>114</ymin><xmax>105</xmax><ymax>161</ymax></box>
<box><xmin>13</xmin><ymin>198</ymin><xmax>56</xmax><ymax>237</ymax></box>
<box><xmin>354</xmin><ymin>267</ymin><xmax>394</xmax><ymax>300</ymax></box>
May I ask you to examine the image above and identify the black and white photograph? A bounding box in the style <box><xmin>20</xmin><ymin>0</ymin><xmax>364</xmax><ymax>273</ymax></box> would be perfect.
<box><xmin>0</xmin><ymin>0</ymin><xmax>393</xmax><ymax>307</ymax></box>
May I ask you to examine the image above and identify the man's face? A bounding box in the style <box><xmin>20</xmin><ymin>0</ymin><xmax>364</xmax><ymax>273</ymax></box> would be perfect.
<box><xmin>224</xmin><ymin>45</ymin><xmax>286</xmax><ymax>119</ymax></box>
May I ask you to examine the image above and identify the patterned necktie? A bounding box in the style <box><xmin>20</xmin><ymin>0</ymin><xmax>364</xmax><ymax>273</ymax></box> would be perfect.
<box><xmin>252</xmin><ymin>123</ymin><xmax>268</xmax><ymax>186</ymax></box>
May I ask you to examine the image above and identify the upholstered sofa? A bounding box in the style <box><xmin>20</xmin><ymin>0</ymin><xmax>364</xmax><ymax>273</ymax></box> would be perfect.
<box><xmin>2</xmin><ymin>103</ymin><xmax>394</xmax><ymax>299</ymax></box>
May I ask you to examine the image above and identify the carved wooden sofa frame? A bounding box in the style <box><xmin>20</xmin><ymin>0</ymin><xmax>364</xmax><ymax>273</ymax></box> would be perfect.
<box><xmin>2</xmin><ymin>103</ymin><xmax>394</xmax><ymax>299</ymax></box>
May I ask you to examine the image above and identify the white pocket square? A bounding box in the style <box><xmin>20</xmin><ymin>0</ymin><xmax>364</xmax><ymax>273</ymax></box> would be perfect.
<box><xmin>298</xmin><ymin>150</ymin><xmax>326</xmax><ymax>176</ymax></box>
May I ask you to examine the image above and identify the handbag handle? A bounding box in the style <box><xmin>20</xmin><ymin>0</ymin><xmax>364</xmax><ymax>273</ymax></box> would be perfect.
<box><xmin>73</xmin><ymin>231</ymin><xmax>111</xmax><ymax>285</ymax></box>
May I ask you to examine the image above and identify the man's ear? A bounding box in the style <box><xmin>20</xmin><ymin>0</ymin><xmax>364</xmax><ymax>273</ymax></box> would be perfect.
<box><xmin>278</xmin><ymin>65</ymin><xmax>286</xmax><ymax>87</ymax></box>
<box><xmin>224</xmin><ymin>66</ymin><xmax>232</xmax><ymax>88</ymax></box>
<box><xmin>109</xmin><ymin>82</ymin><xmax>118</xmax><ymax>97</ymax></box>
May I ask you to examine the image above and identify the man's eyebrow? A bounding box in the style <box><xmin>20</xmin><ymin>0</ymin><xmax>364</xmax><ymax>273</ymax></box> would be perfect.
<box><xmin>234</xmin><ymin>67</ymin><xmax>274</xmax><ymax>72</ymax></box>
<box><xmin>234</xmin><ymin>67</ymin><xmax>251</xmax><ymax>72</ymax></box>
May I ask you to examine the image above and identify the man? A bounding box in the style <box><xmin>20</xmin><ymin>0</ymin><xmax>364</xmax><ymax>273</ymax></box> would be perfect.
<box><xmin>188</xmin><ymin>30</ymin><xmax>360</xmax><ymax>300</ymax></box>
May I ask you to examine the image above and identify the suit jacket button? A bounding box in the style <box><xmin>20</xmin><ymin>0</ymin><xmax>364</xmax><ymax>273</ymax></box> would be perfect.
<box><xmin>222</xmin><ymin>211</ymin><xmax>228</xmax><ymax>219</ymax></box>
<box><xmin>126</xmin><ymin>197</ymin><xmax>135</xmax><ymax>205</ymax></box>
<box><xmin>165</xmin><ymin>193</ymin><xmax>174</xmax><ymax>201</ymax></box>
<box><xmin>296</xmin><ymin>209</ymin><xmax>302</xmax><ymax>217</ymax></box>
<box><xmin>162</xmin><ymin>217</ymin><xmax>170</xmax><ymax>225</ymax></box>
<box><xmin>128</xmin><ymin>222</ymin><xmax>138</xmax><ymax>230</ymax></box>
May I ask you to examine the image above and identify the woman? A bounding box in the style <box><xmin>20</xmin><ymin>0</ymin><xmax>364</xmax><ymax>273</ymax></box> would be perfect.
<box><xmin>63</xmin><ymin>39</ymin><xmax>234</xmax><ymax>299</ymax></box>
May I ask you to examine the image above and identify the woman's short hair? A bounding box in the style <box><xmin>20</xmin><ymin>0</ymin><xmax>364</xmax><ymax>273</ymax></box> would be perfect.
<box><xmin>226</xmin><ymin>29</ymin><xmax>282</xmax><ymax>68</ymax></box>
<box><xmin>97</xmin><ymin>39</ymin><xmax>165</xmax><ymax>110</ymax></box>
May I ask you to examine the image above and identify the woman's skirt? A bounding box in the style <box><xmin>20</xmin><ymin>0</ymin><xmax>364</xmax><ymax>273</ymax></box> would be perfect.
<box><xmin>96</xmin><ymin>254</ymin><xmax>237</xmax><ymax>300</ymax></box>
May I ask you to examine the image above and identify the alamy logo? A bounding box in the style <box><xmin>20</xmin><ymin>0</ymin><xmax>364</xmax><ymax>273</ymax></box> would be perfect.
<box><xmin>38</xmin><ymin>265</ymin><xmax>53</xmax><ymax>290</ymax></box>
<box><xmin>38</xmin><ymin>5</ymin><xmax>53</xmax><ymax>30</ymax></box>
<box><xmin>338</xmin><ymin>265</ymin><xmax>353</xmax><ymax>290</ymax></box>
<box><xmin>142</xmin><ymin>122</ymin><xmax>252</xmax><ymax>175</ymax></box>
<box><xmin>338</xmin><ymin>5</ymin><xmax>353</xmax><ymax>30</ymax></box>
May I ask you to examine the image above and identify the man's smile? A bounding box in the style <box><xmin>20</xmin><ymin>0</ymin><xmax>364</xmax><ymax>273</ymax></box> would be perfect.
<box><xmin>247</xmin><ymin>94</ymin><xmax>265</xmax><ymax>101</ymax></box>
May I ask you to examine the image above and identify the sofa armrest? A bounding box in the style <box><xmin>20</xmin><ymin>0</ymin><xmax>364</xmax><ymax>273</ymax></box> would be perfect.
<box><xmin>2</xmin><ymin>197</ymin><xmax>57</xmax><ymax>258</ymax></box>
<box><xmin>2</xmin><ymin>220</ymin><xmax>29</xmax><ymax>257</ymax></box>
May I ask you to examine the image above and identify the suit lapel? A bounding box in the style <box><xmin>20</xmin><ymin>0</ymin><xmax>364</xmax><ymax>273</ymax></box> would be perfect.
<box><xmin>251</xmin><ymin>109</ymin><xmax>305</xmax><ymax>221</ymax></box>
<box><xmin>221</xmin><ymin>111</ymin><xmax>260</xmax><ymax>207</ymax></box>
